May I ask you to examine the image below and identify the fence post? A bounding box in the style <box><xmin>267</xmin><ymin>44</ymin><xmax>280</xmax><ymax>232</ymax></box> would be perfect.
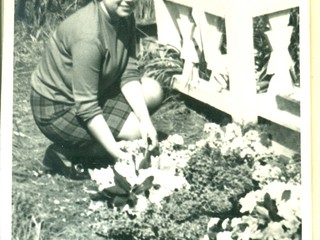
<box><xmin>153</xmin><ymin>0</ymin><xmax>181</xmax><ymax>49</ymax></box>
<box><xmin>225</xmin><ymin>0</ymin><xmax>257</xmax><ymax>125</ymax></box>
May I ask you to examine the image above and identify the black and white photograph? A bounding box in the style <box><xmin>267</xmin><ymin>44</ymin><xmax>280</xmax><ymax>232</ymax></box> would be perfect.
<box><xmin>1</xmin><ymin>0</ymin><xmax>313</xmax><ymax>239</ymax></box>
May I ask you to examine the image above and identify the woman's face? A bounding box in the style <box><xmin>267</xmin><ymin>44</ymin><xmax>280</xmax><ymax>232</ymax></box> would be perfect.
<box><xmin>103</xmin><ymin>0</ymin><xmax>136</xmax><ymax>20</ymax></box>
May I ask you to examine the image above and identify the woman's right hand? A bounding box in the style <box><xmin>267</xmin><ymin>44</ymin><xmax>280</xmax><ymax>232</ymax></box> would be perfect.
<box><xmin>87</xmin><ymin>114</ymin><xmax>133</xmax><ymax>164</ymax></box>
<box><xmin>115</xmin><ymin>149</ymin><xmax>133</xmax><ymax>163</ymax></box>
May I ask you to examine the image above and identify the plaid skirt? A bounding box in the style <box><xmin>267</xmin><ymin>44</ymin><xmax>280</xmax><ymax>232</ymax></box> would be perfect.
<box><xmin>30</xmin><ymin>88</ymin><xmax>132</xmax><ymax>148</ymax></box>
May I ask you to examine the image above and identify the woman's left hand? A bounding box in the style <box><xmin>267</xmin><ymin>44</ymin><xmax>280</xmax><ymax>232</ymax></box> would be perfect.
<box><xmin>140</xmin><ymin>118</ymin><xmax>158</xmax><ymax>151</ymax></box>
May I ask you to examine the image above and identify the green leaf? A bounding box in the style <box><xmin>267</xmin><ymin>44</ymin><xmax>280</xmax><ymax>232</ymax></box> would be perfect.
<box><xmin>104</xmin><ymin>186</ymin><xmax>129</xmax><ymax>196</ymax></box>
<box><xmin>132</xmin><ymin>176</ymin><xmax>154</xmax><ymax>195</ymax></box>
<box><xmin>281</xmin><ymin>190</ymin><xmax>291</xmax><ymax>201</ymax></box>
<box><xmin>112</xmin><ymin>166</ymin><xmax>131</xmax><ymax>192</ymax></box>
<box><xmin>113</xmin><ymin>196</ymin><xmax>129</xmax><ymax>208</ymax></box>
<box><xmin>127</xmin><ymin>194</ymin><xmax>138</xmax><ymax>208</ymax></box>
<box><xmin>139</xmin><ymin>150</ymin><xmax>152</xmax><ymax>169</ymax></box>
<box><xmin>89</xmin><ymin>191</ymin><xmax>113</xmax><ymax>201</ymax></box>
<box><xmin>263</xmin><ymin>193</ymin><xmax>284</xmax><ymax>222</ymax></box>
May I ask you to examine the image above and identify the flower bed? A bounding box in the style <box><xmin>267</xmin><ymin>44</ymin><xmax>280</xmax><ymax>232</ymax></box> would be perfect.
<box><xmin>87</xmin><ymin>123</ymin><xmax>301</xmax><ymax>239</ymax></box>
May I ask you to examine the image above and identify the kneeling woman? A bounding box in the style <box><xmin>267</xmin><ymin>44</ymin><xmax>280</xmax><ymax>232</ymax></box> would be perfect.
<box><xmin>30</xmin><ymin>0</ymin><xmax>163</xmax><ymax>179</ymax></box>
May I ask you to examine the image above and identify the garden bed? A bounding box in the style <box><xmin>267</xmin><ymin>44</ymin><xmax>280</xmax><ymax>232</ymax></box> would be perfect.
<box><xmin>12</xmin><ymin>86</ymin><xmax>301</xmax><ymax>239</ymax></box>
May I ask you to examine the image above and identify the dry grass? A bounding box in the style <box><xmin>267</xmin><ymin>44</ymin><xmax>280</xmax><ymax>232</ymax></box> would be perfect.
<box><xmin>134</xmin><ymin>0</ymin><xmax>156</xmax><ymax>25</ymax></box>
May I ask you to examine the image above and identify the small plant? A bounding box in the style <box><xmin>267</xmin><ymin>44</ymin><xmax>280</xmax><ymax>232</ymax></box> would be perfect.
<box><xmin>89</xmin><ymin>136</ymin><xmax>191</xmax><ymax>216</ymax></box>
<box><xmin>90</xmin><ymin>166</ymin><xmax>155</xmax><ymax>209</ymax></box>
<box><xmin>138</xmin><ymin>38</ymin><xmax>184</xmax><ymax>90</ymax></box>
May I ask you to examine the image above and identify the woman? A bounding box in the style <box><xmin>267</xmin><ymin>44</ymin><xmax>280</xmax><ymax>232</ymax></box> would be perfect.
<box><xmin>30</xmin><ymin>0</ymin><xmax>163</xmax><ymax>179</ymax></box>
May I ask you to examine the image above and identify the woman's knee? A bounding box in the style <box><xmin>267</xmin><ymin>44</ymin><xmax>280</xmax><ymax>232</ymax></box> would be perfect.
<box><xmin>141</xmin><ymin>77</ymin><xmax>164</xmax><ymax>111</ymax></box>
<box><xmin>117</xmin><ymin>112</ymin><xmax>141</xmax><ymax>140</ymax></box>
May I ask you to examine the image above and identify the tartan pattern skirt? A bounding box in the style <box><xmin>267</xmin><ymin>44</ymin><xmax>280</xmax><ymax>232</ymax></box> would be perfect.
<box><xmin>30</xmin><ymin>88</ymin><xmax>132</xmax><ymax>148</ymax></box>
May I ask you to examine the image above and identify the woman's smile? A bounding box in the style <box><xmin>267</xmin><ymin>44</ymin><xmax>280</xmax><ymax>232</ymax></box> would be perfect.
<box><xmin>103</xmin><ymin>0</ymin><xmax>136</xmax><ymax>19</ymax></box>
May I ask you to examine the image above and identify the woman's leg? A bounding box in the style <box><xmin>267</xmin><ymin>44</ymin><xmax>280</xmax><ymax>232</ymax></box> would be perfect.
<box><xmin>117</xmin><ymin>77</ymin><xmax>163</xmax><ymax>140</ymax></box>
<box><xmin>140</xmin><ymin>77</ymin><xmax>164</xmax><ymax>112</ymax></box>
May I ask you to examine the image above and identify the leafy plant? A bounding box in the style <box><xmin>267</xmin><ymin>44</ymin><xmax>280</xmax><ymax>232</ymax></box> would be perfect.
<box><xmin>288</xmin><ymin>7</ymin><xmax>300</xmax><ymax>86</ymax></box>
<box><xmin>138</xmin><ymin>38</ymin><xmax>184</xmax><ymax>90</ymax></box>
<box><xmin>90</xmin><ymin>166</ymin><xmax>155</xmax><ymax>209</ymax></box>
<box><xmin>183</xmin><ymin>146</ymin><xmax>255</xmax><ymax>216</ymax></box>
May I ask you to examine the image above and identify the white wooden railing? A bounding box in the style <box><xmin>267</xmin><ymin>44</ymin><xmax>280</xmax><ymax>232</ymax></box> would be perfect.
<box><xmin>154</xmin><ymin>0</ymin><xmax>300</xmax><ymax>132</ymax></box>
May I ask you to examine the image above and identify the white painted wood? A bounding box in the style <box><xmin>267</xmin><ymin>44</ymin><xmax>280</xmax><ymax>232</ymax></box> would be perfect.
<box><xmin>257</xmin><ymin>94</ymin><xmax>300</xmax><ymax>132</ymax></box>
<box><xmin>193</xmin><ymin>9</ymin><xmax>228</xmax><ymax>90</ymax></box>
<box><xmin>172</xmin><ymin>75</ymin><xmax>301</xmax><ymax>132</ymax></box>
<box><xmin>164</xmin><ymin>0</ymin><xmax>299</xmax><ymax>18</ymax></box>
<box><xmin>165</xmin><ymin>0</ymin><xmax>226</xmax><ymax>17</ymax></box>
<box><xmin>154</xmin><ymin>0</ymin><xmax>301</xmax><ymax>132</ymax></box>
<box><xmin>225</xmin><ymin>0</ymin><xmax>257</xmax><ymax>124</ymax></box>
<box><xmin>172</xmin><ymin>75</ymin><xmax>233</xmax><ymax>114</ymax></box>
<box><xmin>175</xmin><ymin>5</ymin><xmax>199</xmax><ymax>79</ymax></box>
<box><xmin>266</xmin><ymin>10</ymin><xmax>295</xmax><ymax>106</ymax></box>
<box><xmin>153</xmin><ymin>0</ymin><xmax>181</xmax><ymax>49</ymax></box>
<box><xmin>250</xmin><ymin>0</ymin><xmax>300</xmax><ymax>17</ymax></box>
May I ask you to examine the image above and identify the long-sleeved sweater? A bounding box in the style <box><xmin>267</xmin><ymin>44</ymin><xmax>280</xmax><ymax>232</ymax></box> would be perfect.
<box><xmin>31</xmin><ymin>1</ymin><xmax>140</xmax><ymax>122</ymax></box>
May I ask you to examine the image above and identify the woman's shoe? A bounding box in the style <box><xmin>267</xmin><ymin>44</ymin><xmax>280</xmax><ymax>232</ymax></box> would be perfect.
<box><xmin>43</xmin><ymin>144</ymin><xmax>91</xmax><ymax>180</ymax></box>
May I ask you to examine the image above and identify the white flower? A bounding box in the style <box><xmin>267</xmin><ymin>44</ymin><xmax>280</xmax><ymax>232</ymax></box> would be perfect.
<box><xmin>222</xmin><ymin>218</ymin><xmax>230</xmax><ymax>230</ymax></box>
<box><xmin>196</xmin><ymin>139</ymin><xmax>207</xmax><ymax>149</ymax></box>
<box><xmin>239</xmin><ymin>190</ymin><xmax>262</xmax><ymax>213</ymax></box>
<box><xmin>264</xmin><ymin>222</ymin><xmax>286</xmax><ymax>239</ymax></box>
<box><xmin>252</xmin><ymin>164</ymin><xmax>282</xmax><ymax>186</ymax></box>
<box><xmin>244</xmin><ymin>130</ymin><xmax>260</xmax><ymax>142</ymax></box>
<box><xmin>216</xmin><ymin>231</ymin><xmax>232</xmax><ymax>240</ymax></box>
<box><xmin>89</xmin><ymin>167</ymin><xmax>115</xmax><ymax>190</ymax></box>
<box><xmin>113</xmin><ymin>161</ymin><xmax>138</xmax><ymax>186</ymax></box>
<box><xmin>203</xmin><ymin>122</ymin><xmax>221</xmax><ymax>133</ymax></box>
<box><xmin>250</xmin><ymin>141</ymin><xmax>270</xmax><ymax>155</ymax></box>
<box><xmin>240</xmin><ymin>147</ymin><xmax>255</xmax><ymax>159</ymax></box>
<box><xmin>150</xmin><ymin>155</ymin><xmax>161</xmax><ymax>169</ymax></box>
<box><xmin>230</xmin><ymin>217</ymin><xmax>242</xmax><ymax>228</ymax></box>
<box><xmin>207</xmin><ymin>217</ymin><xmax>220</xmax><ymax>231</ymax></box>
<box><xmin>236</xmin><ymin>227</ymin><xmax>252</xmax><ymax>240</ymax></box>
<box><xmin>158</xmin><ymin>153</ymin><xmax>176</xmax><ymax>173</ymax></box>
<box><xmin>255</xmin><ymin>206</ymin><xmax>269</xmax><ymax>218</ymax></box>
<box><xmin>229</xmin><ymin>137</ymin><xmax>245</xmax><ymax>151</ymax></box>
<box><xmin>224</xmin><ymin>123</ymin><xmax>242</xmax><ymax>141</ymax></box>
<box><xmin>149</xmin><ymin>172</ymin><xmax>189</xmax><ymax>205</ymax></box>
<box><xmin>188</xmin><ymin>144</ymin><xmax>197</xmax><ymax>152</ymax></box>
<box><xmin>132</xmin><ymin>195</ymin><xmax>149</xmax><ymax>215</ymax></box>
<box><xmin>88</xmin><ymin>200</ymin><xmax>104</xmax><ymax>212</ymax></box>
<box><xmin>200</xmin><ymin>234</ymin><xmax>210</xmax><ymax>240</ymax></box>
<box><xmin>168</xmin><ymin>134</ymin><xmax>184</xmax><ymax>146</ymax></box>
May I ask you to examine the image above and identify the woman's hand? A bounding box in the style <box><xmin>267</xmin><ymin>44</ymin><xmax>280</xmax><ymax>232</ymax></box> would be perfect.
<box><xmin>115</xmin><ymin>149</ymin><xmax>133</xmax><ymax>163</ymax></box>
<box><xmin>87</xmin><ymin>114</ymin><xmax>134</xmax><ymax>162</ymax></box>
<box><xmin>140</xmin><ymin>118</ymin><xmax>158</xmax><ymax>151</ymax></box>
<box><xmin>121</xmin><ymin>81</ymin><xmax>159</xmax><ymax>151</ymax></box>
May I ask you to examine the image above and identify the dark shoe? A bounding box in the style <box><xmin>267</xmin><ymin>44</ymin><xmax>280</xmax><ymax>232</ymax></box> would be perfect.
<box><xmin>43</xmin><ymin>145</ymin><xmax>91</xmax><ymax>180</ymax></box>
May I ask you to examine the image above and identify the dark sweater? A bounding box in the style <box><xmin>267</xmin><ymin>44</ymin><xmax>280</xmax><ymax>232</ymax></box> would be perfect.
<box><xmin>31</xmin><ymin>1</ymin><xmax>140</xmax><ymax>122</ymax></box>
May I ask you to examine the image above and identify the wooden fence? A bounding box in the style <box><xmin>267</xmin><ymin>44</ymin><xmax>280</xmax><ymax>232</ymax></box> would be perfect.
<box><xmin>154</xmin><ymin>0</ymin><xmax>300</xmax><ymax>132</ymax></box>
